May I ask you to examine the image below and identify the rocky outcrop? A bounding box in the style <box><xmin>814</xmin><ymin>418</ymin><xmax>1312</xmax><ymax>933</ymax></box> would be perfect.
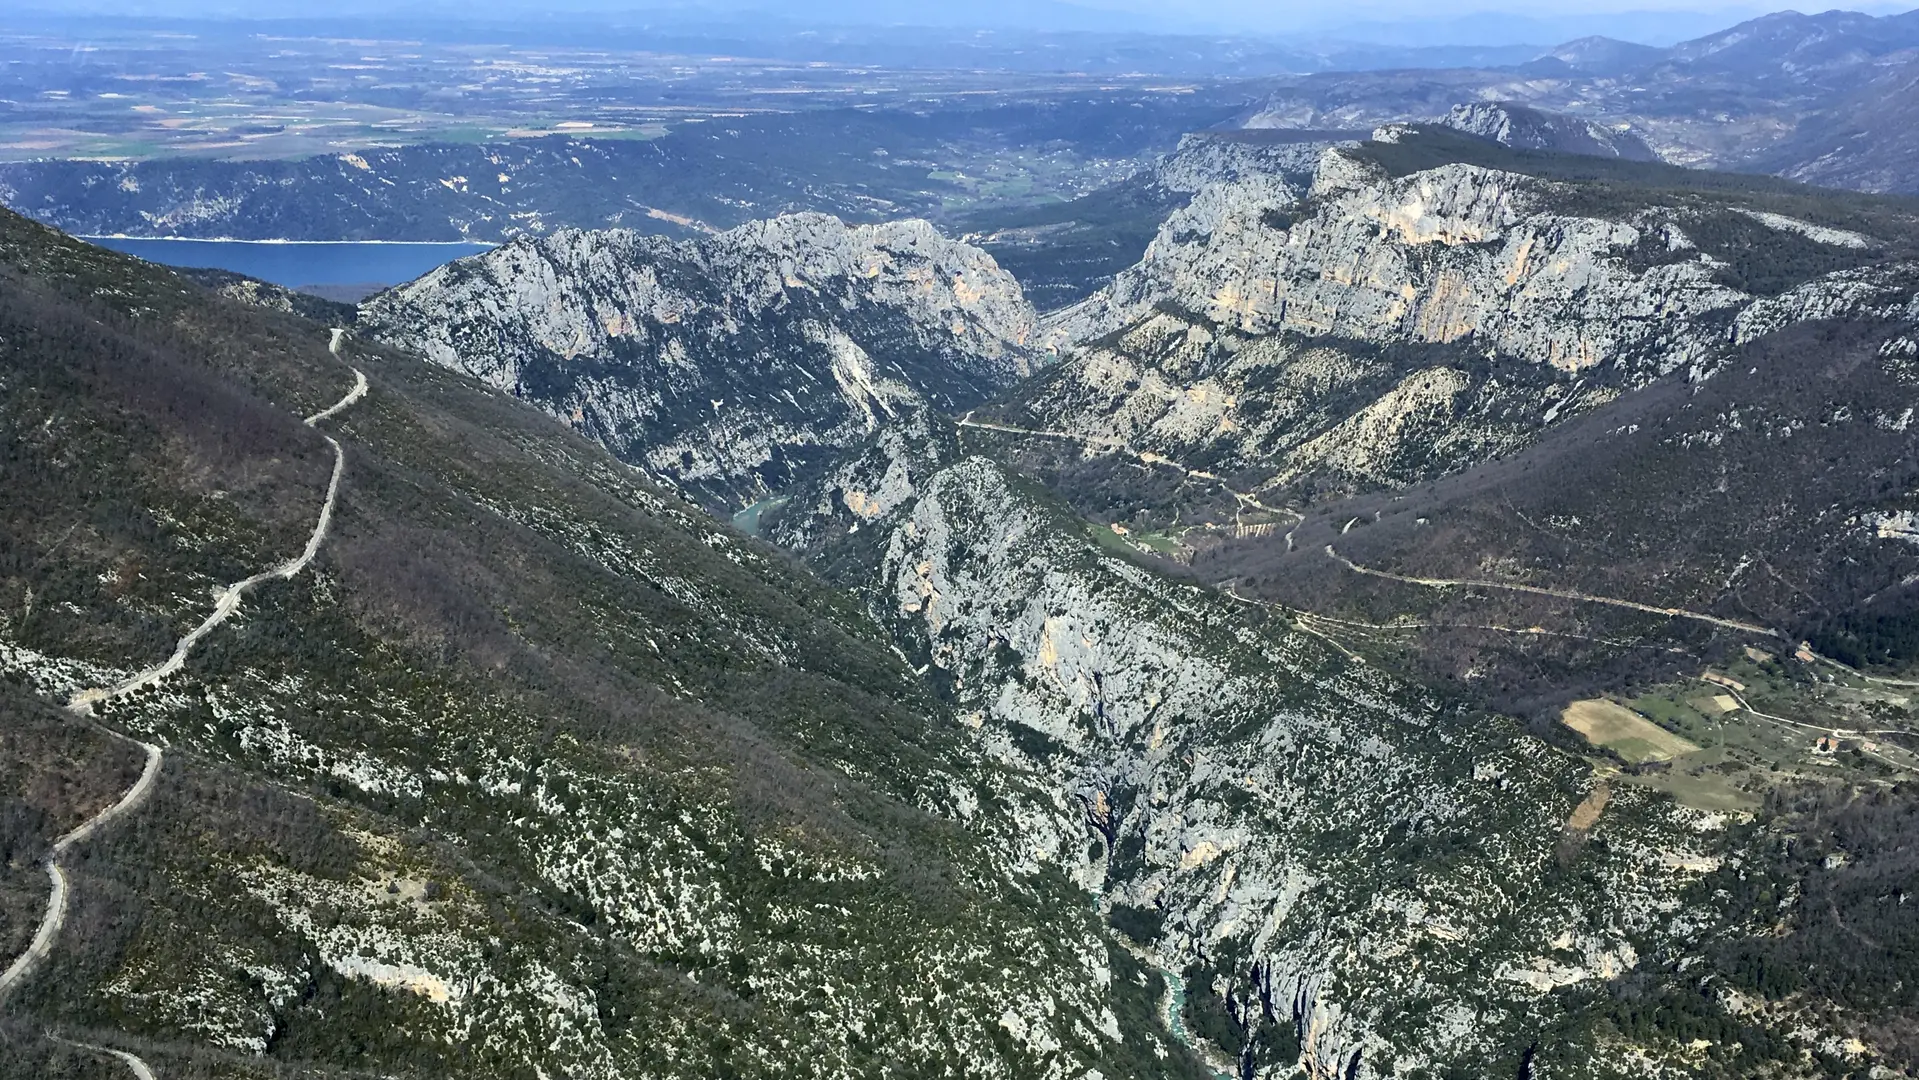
<box><xmin>1001</xmin><ymin>307</ymin><xmax>1603</xmax><ymax>497</ymax></box>
<box><xmin>1153</xmin><ymin>133</ymin><xmax>1347</xmax><ymax>199</ymax></box>
<box><xmin>1018</xmin><ymin>140</ymin><xmax>1904</xmax><ymax>501</ymax></box>
<box><xmin>361</xmin><ymin>213</ymin><xmax>1041</xmax><ymax>508</ymax></box>
<box><xmin>1048</xmin><ymin>147</ymin><xmax>1745</xmax><ymax>376</ymax></box>
<box><xmin>1732</xmin><ymin>262</ymin><xmax>1919</xmax><ymax>344</ymax></box>
<box><xmin>1438</xmin><ymin>102</ymin><xmax>1659</xmax><ymax>161</ymax></box>
<box><xmin>771</xmin><ymin>421</ymin><xmax>1738</xmax><ymax>1078</ymax></box>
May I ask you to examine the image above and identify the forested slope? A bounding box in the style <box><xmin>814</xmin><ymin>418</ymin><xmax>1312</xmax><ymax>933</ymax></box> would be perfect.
<box><xmin>0</xmin><ymin>207</ymin><xmax>1195</xmax><ymax>1080</ymax></box>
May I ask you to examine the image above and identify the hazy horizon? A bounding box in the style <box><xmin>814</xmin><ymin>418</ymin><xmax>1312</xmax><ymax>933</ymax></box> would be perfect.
<box><xmin>11</xmin><ymin>0</ymin><xmax>1918</xmax><ymax>47</ymax></box>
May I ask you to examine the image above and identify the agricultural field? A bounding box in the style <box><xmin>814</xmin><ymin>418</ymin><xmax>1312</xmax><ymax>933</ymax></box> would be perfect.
<box><xmin>1561</xmin><ymin>699</ymin><xmax>1701</xmax><ymax>765</ymax></box>
<box><xmin>1090</xmin><ymin>521</ymin><xmax>1190</xmax><ymax>560</ymax></box>
<box><xmin>1556</xmin><ymin>650</ymin><xmax>1919</xmax><ymax>812</ymax></box>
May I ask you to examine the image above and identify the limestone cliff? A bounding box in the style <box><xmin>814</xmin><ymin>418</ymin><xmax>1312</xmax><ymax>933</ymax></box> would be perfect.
<box><xmin>1018</xmin><ymin>136</ymin><xmax>1905</xmax><ymax>499</ymax></box>
<box><xmin>1047</xmin><ymin>146</ymin><xmax>1744</xmax><ymax>376</ymax></box>
<box><xmin>361</xmin><ymin>213</ymin><xmax>1041</xmax><ymax>508</ymax></box>
<box><xmin>1438</xmin><ymin>102</ymin><xmax>1660</xmax><ymax>162</ymax></box>
<box><xmin>770</xmin><ymin>423</ymin><xmax>1746</xmax><ymax>1079</ymax></box>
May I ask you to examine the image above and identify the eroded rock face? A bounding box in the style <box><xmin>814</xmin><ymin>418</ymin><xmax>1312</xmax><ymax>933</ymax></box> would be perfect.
<box><xmin>1048</xmin><ymin>147</ymin><xmax>1745</xmax><ymax>377</ymax></box>
<box><xmin>773</xmin><ymin>428</ymin><xmax>1733</xmax><ymax>1078</ymax></box>
<box><xmin>1023</xmin><ymin>143</ymin><xmax>1903</xmax><ymax>498</ymax></box>
<box><xmin>1733</xmin><ymin>262</ymin><xmax>1919</xmax><ymax>344</ymax></box>
<box><xmin>1153</xmin><ymin>133</ymin><xmax>1345</xmax><ymax>198</ymax></box>
<box><xmin>1438</xmin><ymin>102</ymin><xmax>1660</xmax><ymax>162</ymax></box>
<box><xmin>1007</xmin><ymin>304</ymin><xmax>1617</xmax><ymax>495</ymax></box>
<box><xmin>361</xmin><ymin>213</ymin><xmax>1041</xmax><ymax>508</ymax></box>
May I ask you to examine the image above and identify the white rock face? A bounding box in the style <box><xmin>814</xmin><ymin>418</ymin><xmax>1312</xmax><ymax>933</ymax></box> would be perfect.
<box><xmin>361</xmin><ymin>213</ymin><xmax>1041</xmax><ymax>506</ymax></box>
<box><xmin>1866</xmin><ymin>510</ymin><xmax>1919</xmax><ymax>545</ymax></box>
<box><xmin>1153</xmin><ymin>133</ymin><xmax>1346</xmax><ymax>198</ymax></box>
<box><xmin>774</xmin><ymin>432</ymin><xmax>1730</xmax><ymax>1077</ymax></box>
<box><xmin>1730</xmin><ymin>207</ymin><xmax>1876</xmax><ymax>250</ymax></box>
<box><xmin>1732</xmin><ymin>263</ymin><xmax>1919</xmax><ymax>344</ymax></box>
<box><xmin>1048</xmin><ymin>147</ymin><xmax>1745</xmax><ymax>377</ymax></box>
<box><xmin>1019</xmin><ymin>142</ymin><xmax>1906</xmax><ymax>497</ymax></box>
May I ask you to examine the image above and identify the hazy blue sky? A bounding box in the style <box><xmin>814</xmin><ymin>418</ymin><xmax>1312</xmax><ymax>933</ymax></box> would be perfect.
<box><xmin>17</xmin><ymin>0</ymin><xmax>1917</xmax><ymax>43</ymax></box>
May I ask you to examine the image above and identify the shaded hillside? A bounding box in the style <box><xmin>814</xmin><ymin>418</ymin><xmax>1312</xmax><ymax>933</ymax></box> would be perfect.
<box><xmin>1202</xmin><ymin>292</ymin><xmax>1919</xmax><ymax>704</ymax></box>
<box><xmin>174</xmin><ymin>267</ymin><xmax>359</xmax><ymax>325</ymax></box>
<box><xmin>1756</xmin><ymin>56</ymin><xmax>1919</xmax><ymax>196</ymax></box>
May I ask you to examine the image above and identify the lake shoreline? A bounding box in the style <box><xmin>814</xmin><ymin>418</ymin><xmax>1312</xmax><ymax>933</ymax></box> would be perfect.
<box><xmin>87</xmin><ymin>236</ymin><xmax>497</xmax><ymax>289</ymax></box>
<box><xmin>80</xmin><ymin>236</ymin><xmax>498</xmax><ymax>247</ymax></box>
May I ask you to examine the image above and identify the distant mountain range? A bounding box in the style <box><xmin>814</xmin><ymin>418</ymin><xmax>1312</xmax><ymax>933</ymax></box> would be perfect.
<box><xmin>1240</xmin><ymin>7</ymin><xmax>1919</xmax><ymax>192</ymax></box>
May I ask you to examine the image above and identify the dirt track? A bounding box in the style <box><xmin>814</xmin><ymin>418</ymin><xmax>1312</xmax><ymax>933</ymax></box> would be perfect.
<box><xmin>1324</xmin><ymin>545</ymin><xmax>1782</xmax><ymax>637</ymax></box>
<box><xmin>1</xmin><ymin>336</ymin><xmax>366</xmax><ymax>1078</ymax></box>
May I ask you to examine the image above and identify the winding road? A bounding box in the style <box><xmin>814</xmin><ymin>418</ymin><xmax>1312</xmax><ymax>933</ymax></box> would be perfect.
<box><xmin>2</xmin><ymin>332</ymin><xmax>365</xmax><ymax>1079</ymax></box>
<box><xmin>50</xmin><ymin>1035</ymin><xmax>158</xmax><ymax>1080</ymax></box>
<box><xmin>1323</xmin><ymin>545</ymin><xmax>1783</xmax><ymax>638</ymax></box>
<box><xmin>956</xmin><ymin>413</ymin><xmax>1299</xmax><ymax>519</ymax></box>
<box><xmin>0</xmin><ymin>736</ymin><xmax>161</xmax><ymax>1001</ymax></box>
<box><xmin>68</xmin><ymin>353</ymin><xmax>366</xmax><ymax>712</ymax></box>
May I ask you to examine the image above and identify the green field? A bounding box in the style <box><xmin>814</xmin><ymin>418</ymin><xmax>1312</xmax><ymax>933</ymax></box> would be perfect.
<box><xmin>1090</xmin><ymin>522</ymin><xmax>1185</xmax><ymax>558</ymax></box>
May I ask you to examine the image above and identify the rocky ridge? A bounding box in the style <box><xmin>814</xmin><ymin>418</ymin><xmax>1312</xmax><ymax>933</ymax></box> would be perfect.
<box><xmin>1151</xmin><ymin>133</ymin><xmax>1345</xmax><ymax>201</ymax></box>
<box><xmin>360</xmin><ymin>213</ymin><xmax>1041</xmax><ymax>509</ymax></box>
<box><xmin>1436</xmin><ymin>102</ymin><xmax>1659</xmax><ymax>161</ymax></box>
<box><xmin>1049</xmin><ymin>145</ymin><xmax>1743</xmax><ymax>373</ymax></box>
<box><xmin>1011</xmin><ymin>132</ymin><xmax>1909</xmax><ymax>500</ymax></box>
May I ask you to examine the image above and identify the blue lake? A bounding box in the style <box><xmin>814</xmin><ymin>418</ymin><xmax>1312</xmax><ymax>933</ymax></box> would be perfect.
<box><xmin>86</xmin><ymin>237</ymin><xmax>495</xmax><ymax>289</ymax></box>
